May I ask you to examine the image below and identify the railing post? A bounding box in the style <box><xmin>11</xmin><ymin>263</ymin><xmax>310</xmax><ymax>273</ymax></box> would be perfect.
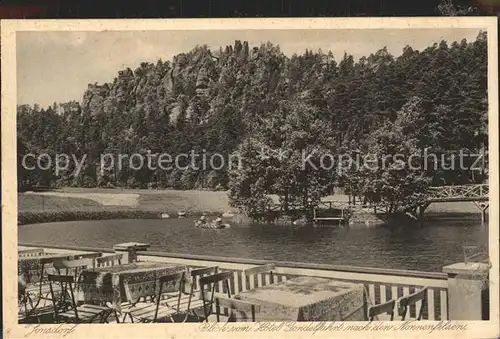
<box><xmin>113</xmin><ymin>242</ymin><xmax>150</xmax><ymax>264</ymax></box>
<box><xmin>442</xmin><ymin>262</ymin><xmax>489</xmax><ymax>320</ymax></box>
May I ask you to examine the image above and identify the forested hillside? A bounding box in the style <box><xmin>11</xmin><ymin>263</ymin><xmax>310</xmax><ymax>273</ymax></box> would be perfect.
<box><xmin>17</xmin><ymin>32</ymin><xmax>488</xmax><ymax>216</ymax></box>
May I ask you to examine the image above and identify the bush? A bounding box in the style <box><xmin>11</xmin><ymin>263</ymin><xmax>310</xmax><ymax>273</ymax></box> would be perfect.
<box><xmin>17</xmin><ymin>208</ymin><xmax>216</xmax><ymax>225</ymax></box>
<box><xmin>18</xmin><ymin>210</ymin><xmax>162</xmax><ymax>225</ymax></box>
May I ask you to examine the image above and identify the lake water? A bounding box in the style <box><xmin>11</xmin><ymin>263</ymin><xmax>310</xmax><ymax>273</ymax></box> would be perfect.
<box><xmin>18</xmin><ymin>213</ymin><xmax>488</xmax><ymax>273</ymax></box>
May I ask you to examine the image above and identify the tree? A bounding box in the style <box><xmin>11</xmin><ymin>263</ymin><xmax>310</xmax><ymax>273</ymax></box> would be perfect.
<box><xmin>17</xmin><ymin>34</ymin><xmax>488</xmax><ymax>218</ymax></box>
<box><xmin>364</xmin><ymin>98</ymin><xmax>433</xmax><ymax>214</ymax></box>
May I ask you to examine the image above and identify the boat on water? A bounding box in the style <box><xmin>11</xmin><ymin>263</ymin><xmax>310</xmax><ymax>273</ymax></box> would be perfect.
<box><xmin>194</xmin><ymin>220</ymin><xmax>231</xmax><ymax>229</ymax></box>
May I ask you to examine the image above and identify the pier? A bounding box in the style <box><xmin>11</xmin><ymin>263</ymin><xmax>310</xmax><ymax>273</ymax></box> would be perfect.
<box><xmin>312</xmin><ymin>201</ymin><xmax>347</xmax><ymax>224</ymax></box>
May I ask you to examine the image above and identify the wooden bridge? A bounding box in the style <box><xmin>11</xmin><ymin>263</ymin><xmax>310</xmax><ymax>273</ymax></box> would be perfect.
<box><xmin>412</xmin><ymin>184</ymin><xmax>489</xmax><ymax>223</ymax></box>
<box><xmin>426</xmin><ymin>184</ymin><xmax>489</xmax><ymax>203</ymax></box>
<box><xmin>271</xmin><ymin>184</ymin><xmax>489</xmax><ymax>224</ymax></box>
<box><xmin>313</xmin><ymin>184</ymin><xmax>489</xmax><ymax>224</ymax></box>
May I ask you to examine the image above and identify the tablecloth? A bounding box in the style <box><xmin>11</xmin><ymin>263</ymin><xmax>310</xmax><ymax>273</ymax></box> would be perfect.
<box><xmin>77</xmin><ymin>262</ymin><xmax>187</xmax><ymax>310</ymax></box>
<box><xmin>18</xmin><ymin>252</ymin><xmax>102</xmax><ymax>284</ymax></box>
<box><xmin>236</xmin><ymin>276</ymin><xmax>365</xmax><ymax>321</ymax></box>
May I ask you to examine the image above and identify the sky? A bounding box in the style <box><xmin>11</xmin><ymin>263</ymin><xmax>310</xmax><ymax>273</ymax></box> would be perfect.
<box><xmin>17</xmin><ymin>28</ymin><xmax>482</xmax><ymax>108</ymax></box>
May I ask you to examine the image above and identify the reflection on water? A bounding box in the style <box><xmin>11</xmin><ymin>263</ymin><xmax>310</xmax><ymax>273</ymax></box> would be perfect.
<box><xmin>18</xmin><ymin>214</ymin><xmax>488</xmax><ymax>272</ymax></box>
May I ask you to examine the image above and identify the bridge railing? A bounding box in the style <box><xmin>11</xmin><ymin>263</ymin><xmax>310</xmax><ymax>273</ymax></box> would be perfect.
<box><xmin>427</xmin><ymin>184</ymin><xmax>489</xmax><ymax>201</ymax></box>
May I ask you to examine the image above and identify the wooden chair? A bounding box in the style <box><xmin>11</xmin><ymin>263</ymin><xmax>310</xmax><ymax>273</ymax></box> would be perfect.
<box><xmin>18</xmin><ymin>275</ymin><xmax>43</xmax><ymax>323</ymax></box>
<box><xmin>159</xmin><ymin>266</ymin><xmax>218</xmax><ymax>321</ymax></box>
<box><xmin>96</xmin><ymin>254</ymin><xmax>123</xmax><ymax>267</ymax></box>
<box><xmin>19</xmin><ymin>253</ymin><xmax>100</xmax><ymax>321</ymax></box>
<box><xmin>48</xmin><ymin>274</ymin><xmax>114</xmax><ymax>323</ymax></box>
<box><xmin>121</xmin><ymin>271</ymin><xmax>186</xmax><ymax>323</ymax></box>
<box><xmin>243</xmin><ymin>264</ymin><xmax>276</xmax><ymax>290</ymax></box>
<box><xmin>398</xmin><ymin>287</ymin><xmax>428</xmax><ymax>320</ymax></box>
<box><xmin>189</xmin><ymin>266</ymin><xmax>219</xmax><ymax>292</ymax></box>
<box><xmin>18</xmin><ymin>257</ymin><xmax>63</xmax><ymax>322</ymax></box>
<box><xmin>52</xmin><ymin>258</ymin><xmax>97</xmax><ymax>309</ymax></box>
<box><xmin>196</xmin><ymin>271</ymin><xmax>234</xmax><ymax>322</ymax></box>
<box><xmin>367</xmin><ymin>299</ymin><xmax>396</xmax><ymax>321</ymax></box>
<box><xmin>215</xmin><ymin>295</ymin><xmax>261</xmax><ymax>322</ymax></box>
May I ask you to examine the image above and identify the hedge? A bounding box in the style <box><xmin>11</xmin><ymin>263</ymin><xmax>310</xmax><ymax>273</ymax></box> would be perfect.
<box><xmin>17</xmin><ymin>210</ymin><xmax>221</xmax><ymax>225</ymax></box>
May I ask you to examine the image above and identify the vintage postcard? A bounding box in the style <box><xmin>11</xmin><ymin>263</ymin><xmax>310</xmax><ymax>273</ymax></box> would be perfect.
<box><xmin>1</xmin><ymin>17</ymin><xmax>499</xmax><ymax>338</ymax></box>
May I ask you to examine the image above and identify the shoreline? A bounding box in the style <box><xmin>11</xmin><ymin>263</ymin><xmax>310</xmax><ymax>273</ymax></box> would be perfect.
<box><xmin>18</xmin><ymin>210</ymin><xmax>206</xmax><ymax>225</ymax></box>
<box><xmin>18</xmin><ymin>210</ymin><xmax>484</xmax><ymax>226</ymax></box>
<box><xmin>18</xmin><ymin>188</ymin><xmax>486</xmax><ymax>225</ymax></box>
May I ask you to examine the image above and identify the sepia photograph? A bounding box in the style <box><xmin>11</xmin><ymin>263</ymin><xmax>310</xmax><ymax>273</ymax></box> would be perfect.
<box><xmin>1</xmin><ymin>17</ymin><xmax>499</xmax><ymax>338</ymax></box>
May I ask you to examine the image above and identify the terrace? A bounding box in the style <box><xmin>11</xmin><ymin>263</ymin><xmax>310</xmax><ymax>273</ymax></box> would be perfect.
<box><xmin>18</xmin><ymin>242</ymin><xmax>490</xmax><ymax>323</ymax></box>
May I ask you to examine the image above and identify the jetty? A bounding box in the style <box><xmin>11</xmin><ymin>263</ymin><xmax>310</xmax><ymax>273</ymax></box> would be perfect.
<box><xmin>312</xmin><ymin>202</ymin><xmax>348</xmax><ymax>224</ymax></box>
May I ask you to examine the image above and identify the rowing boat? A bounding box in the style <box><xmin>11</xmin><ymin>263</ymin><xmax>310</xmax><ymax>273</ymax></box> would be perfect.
<box><xmin>194</xmin><ymin>221</ymin><xmax>231</xmax><ymax>229</ymax></box>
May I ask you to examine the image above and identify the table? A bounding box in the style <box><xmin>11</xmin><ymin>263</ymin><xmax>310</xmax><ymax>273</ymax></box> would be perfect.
<box><xmin>17</xmin><ymin>252</ymin><xmax>102</xmax><ymax>319</ymax></box>
<box><xmin>18</xmin><ymin>252</ymin><xmax>102</xmax><ymax>284</ymax></box>
<box><xmin>236</xmin><ymin>276</ymin><xmax>365</xmax><ymax>321</ymax></box>
<box><xmin>77</xmin><ymin>262</ymin><xmax>187</xmax><ymax>310</ymax></box>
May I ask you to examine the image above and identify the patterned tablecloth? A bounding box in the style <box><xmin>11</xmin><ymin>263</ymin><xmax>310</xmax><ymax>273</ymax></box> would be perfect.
<box><xmin>18</xmin><ymin>252</ymin><xmax>102</xmax><ymax>285</ymax></box>
<box><xmin>236</xmin><ymin>276</ymin><xmax>365</xmax><ymax>321</ymax></box>
<box><xmin>77</xmin><ymin>262</ymin><xmax>187</xmax><ymax>310</ymax></box>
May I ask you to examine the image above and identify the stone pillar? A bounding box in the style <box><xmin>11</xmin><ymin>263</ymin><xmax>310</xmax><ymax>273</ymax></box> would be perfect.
<box><xmin>443</xmin><ymin>262</ymin><xmax>489</xmax><ymax>320</ymax></box>
<box><xmin>113</xmin><ymin>242</ymin><xmax>150</xmax><ymax>264</ymax></box>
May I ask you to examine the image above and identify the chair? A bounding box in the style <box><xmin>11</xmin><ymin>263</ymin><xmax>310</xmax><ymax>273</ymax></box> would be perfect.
<box><xmin>188</xmin><ymin>266</ymin><xmax>219</xmax><ymax>292</ymax></box>
<box><xmin>19</xmin><ymin>254</ymin><xmax>99</xmax><ymax>321</ymax></box>
<box><xmin>398</xmin><ymin>287</ymin><xmax>428</xmax><ymax>320</ymax></box>
<box><xmin>53</xmin><ymin>258</ymin><xmax>95</xmax><ymax>281</ymax></box>
<box><xmin>18</xmin><ymin>257</ymin><xmax>61</xmax><ymax>322</ymax></box>
<box><xmin>47</xmin><ymin>274</ymin><xmax>114</xmax><ymax>323</ymax></box>
<box><xmin>96</xmin><ymin>254</ymin><xmax>123</xmax><ymax>267</ymax></box>
<box><xmin>196</xmin><ymin>271</ymin><xmax>234</xmax><ymax>322</ymax></box>
<box><xmin>367</xmin><ymin>299</ymin><xmax>396</xmax><ymax>321</ymax></box>
<box><xmin>190</xmin><ymin>266</ymin><xmax>219</xmax><ymax>290</ymax></box>
<box><xmin>121</xmin><ymin>271</ymin><xmax>186</xmax><ymax>323</ymax></box>
<box><xmin>215</xmin><ymin>295</ymin><xmax>261</xmax><ymax>322</ymax></box>
<box><xmin>243</xmin><ymin>264</ymin><xmax>276</xmax><ymax>290</ymax></box>
<box><xmin>52</xmin><ymin>257</ymin><xmax>103</xmax><ymax>311</ymax></box>
<box><xmin>76</xmin><ymin>252</ymin><xmax>103</xmax><ymax>265</ymax></box>
<box><xmin>159</xmin><ymin>266</ymin><xmax>218</xmax><ymax>321</ymax></box>
<box><xmin>18</xmin><ymin>276</ymin><xmax>38</xmax><ymax>323</ymax></box>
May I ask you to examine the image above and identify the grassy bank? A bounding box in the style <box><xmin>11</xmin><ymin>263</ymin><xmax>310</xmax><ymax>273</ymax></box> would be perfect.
<box><xmin>19</xmin><ymin>188</ymin><xmax>236</xmax><ymax>213</ymax></box>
